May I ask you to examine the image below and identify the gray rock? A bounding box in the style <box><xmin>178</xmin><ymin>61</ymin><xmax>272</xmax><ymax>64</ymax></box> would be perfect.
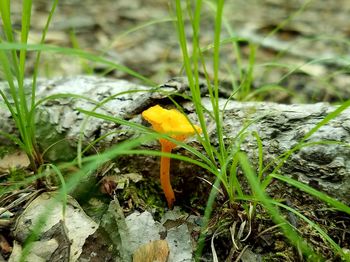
<box><xmin>13</xmin><ymin>192</ymin><xmax>98</xmax><ymax>262</ymax></box>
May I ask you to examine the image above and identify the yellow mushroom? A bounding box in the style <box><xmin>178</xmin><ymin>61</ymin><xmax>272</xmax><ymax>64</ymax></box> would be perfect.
<box><xmin>142</xmin><ymin>105</ymin><xmax>201</xmax><ymax>208</ymax></box>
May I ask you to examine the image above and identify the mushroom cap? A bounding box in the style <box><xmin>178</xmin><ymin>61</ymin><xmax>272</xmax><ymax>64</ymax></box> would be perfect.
<box><xmin>142</xmin><ymin>105</ymin><xmax>202</xmax><ymax>142</ymax></box>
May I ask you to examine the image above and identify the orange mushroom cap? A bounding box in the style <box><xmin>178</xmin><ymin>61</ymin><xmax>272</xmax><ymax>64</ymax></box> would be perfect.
<box><xmin>142</xmin><ymin>105</ymin><xmax>202</xmax><ymax>144</ymax></box>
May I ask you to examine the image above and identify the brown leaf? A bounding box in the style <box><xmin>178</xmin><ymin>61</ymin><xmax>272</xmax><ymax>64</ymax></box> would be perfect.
<box><xmin>0</xmin><ymin>234</ymin><xmax>12</xmax><ymax>254</ymax></box>
<box><xmin>133</xmin><ymin>240</ymin><xmax>169</xmax><ymax>262</ymax></box>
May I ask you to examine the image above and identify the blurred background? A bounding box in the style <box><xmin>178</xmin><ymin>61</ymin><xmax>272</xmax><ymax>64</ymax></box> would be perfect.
<box><xmin>9</xmin><ymin>0</ymin><xmax>350</xmax><ymax>103</ymax></box>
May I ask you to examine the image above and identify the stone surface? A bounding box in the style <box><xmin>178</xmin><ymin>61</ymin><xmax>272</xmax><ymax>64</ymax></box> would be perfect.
<box><xmin>100</xmin><ymin>200</ymin><xmax>193</xmax><ymax>262</ymax></box>
<box><xmin>13</xmin><ymin>192</ymin><xmax>98</xmax><ymax>262</ymax></box>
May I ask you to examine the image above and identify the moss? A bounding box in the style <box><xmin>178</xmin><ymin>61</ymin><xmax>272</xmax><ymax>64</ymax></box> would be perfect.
<box><xmin>121</xmin><ymin>178</ymin><xmax>166</xmax><ymax>219</ymax></box>
<box><xmin>7</xmin><ymin>167</ymin><xmax>28</xmax><ymax>183</ymax></box>
<box><xmin>0</xmin><ymin>145</ymin><xmax>16</xmax><ymax>159</ymax></box>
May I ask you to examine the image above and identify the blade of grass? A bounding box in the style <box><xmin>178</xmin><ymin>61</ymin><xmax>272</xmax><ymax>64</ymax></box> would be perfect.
<box><xmin>204</xmin><ymin>0</ymin><xmax>244</xmax><ymax>83</ymax></box>
<box><xmin>238</xmin><ymin>152</ymin><xmax>321</xmax><ymax>260</ymax></box>
<box><xmin>272</xmin><ymin>200</ymin><xmax>349</xmax><ymax>260</ymax></box>
<box><xmin>262</xmin><ymin>99</ymin><xmax>350</xmax><ymax>188</ymax></box>
<box><xmin>270</xmin><ymin>173</ymin><xmax>350</xmax><ymax>215</ymax></box>
<box><xmin>174</xmin><ymin>0</ymin><xmax>216</xmax><ymax>164</ymax></box>
<box><xmin>240</xmin><ymin>43</ymin><xmax>256</xmax><ymax>100</ymax></box>
<box><xmin>0</xmin><ymin>0</ymin><xmax>58</xmax><ymax>168</ymax></box>
<box><xmin>75</xmin><ymin>88</ymin><xmax>156</xmax><ymax>167</ymax></box>
<box><xmin>195</xmin><ymin>175</ymin><xmax>222</xmax><ymax>259</ymax></box>
<box><xmin>47</xmin><ymin>164</ymin><xmax>68</xmax><ymax>217</ymax></box>
<box><xmin>212</xmin><ymin>0</ymin><xmax>226</xmax><ymax>160</ymax></box>
<box><xmin>236</xmin><ymin>195</ymin><xmax>349</xmax><ymax>260</ymax></box>
<box><xmin>0</xmin><ymin>0</ymin><xmax>20</xmax><ymax>77</ymax></box>
<box><xmin>0</xmin><ymin>42</ymin><xmax>155</xmax><ymax>86</ymax></box>
<box><xmin>228</xmin><ymin>154</ymin><xmax>243</xmax><ymax>200</ymax></box>
<box><xmin>18</xmin><ymin>0</ymin><xmax>32</xmax><ymax>117</ymax></box>
<box><xmin>117</xmin><ymin>149</ymin><xmax>215</xmax><ymax>174</ymax></box>
<box><xmin>243</xmin><ymin>84</ymin><xmax>294</xmax><ymax>101</ymax></box>
<box><xmin>76</xmin><ymin>107</ymin><xmax>217</xmax><ymax>172</ymax></box>
<box><xmin>252</xmin><ymin>131</ymin><xmax>264</xmax><ymax>180</ymax></box>
<box><xmin>31</xmin><ymin>0</ymin><xmax>58</xmax><ymax>109</ymax></box>
<box><xmin>19</xmin><ymin>135</ymin><xmax>159</xmax><ymax>261</ymax></box>
<box><xmin>0</xmin><ymin>51</ymin><xmax>31</xmax><ymax>156</ymax></box>
<box><xmin>0</xmin><ymin>130</ymin><xmax>25</xmax><ymax>148</ymax></box>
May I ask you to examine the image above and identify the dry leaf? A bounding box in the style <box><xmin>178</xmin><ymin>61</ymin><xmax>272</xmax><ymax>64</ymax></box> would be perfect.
<box><xmin>0</xmin><ymin>234</ymin><xmax>12</xmax><ymax>254</ymax></box>
<box><xmin>133</xmin><ymin>240</ymin><xmax>169</xmax><ymax>262</ymax></box>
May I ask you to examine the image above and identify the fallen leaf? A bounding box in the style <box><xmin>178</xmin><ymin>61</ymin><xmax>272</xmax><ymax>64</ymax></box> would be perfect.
<box><xmin>133</xmin><ymin>240</ymin><xmax>169</xmax><ymax>262</ymax></box>
<box><xmin>0</xmin><ymin>234</ymin><xmax>12</xmax><ymax>254</ymax></box>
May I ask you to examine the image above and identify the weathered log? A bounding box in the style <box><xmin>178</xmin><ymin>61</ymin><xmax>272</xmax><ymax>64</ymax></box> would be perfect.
<box><xmin>0</xmin><ymin>76</ymin><xmax>349</xmax><ymax>203</ymax></box>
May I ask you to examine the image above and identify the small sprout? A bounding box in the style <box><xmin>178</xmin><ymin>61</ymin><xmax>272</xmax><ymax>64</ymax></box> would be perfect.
<box><xmin>142</xmin><ymin>105</ymin><xmax>201</xmax><ymax>208</ymax></box>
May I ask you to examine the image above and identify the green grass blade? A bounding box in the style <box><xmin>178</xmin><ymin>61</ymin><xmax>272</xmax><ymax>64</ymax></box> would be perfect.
<box><xmin>111</xmin><ymin>17</ymin><xmax>175</xmax><ymax>45</ymax></box>
<box><xmin>270</xmin><ymin>173</ymin><xmax>350</xmax><ymax>215</ymax></box>
<box><xmin>31</xmin><ymin>0</ymin><xmax>58</xmax><ymax>109</ymax></box>
<box><xmin>228</xmin><ymin>154</ymin><xmax>243</xmax><ymax>200</ymax></box>
<box><xmin>18</xmin><ymin>0</ymin><xmax>32</xmax><ymax>95</ymax></box>
<box><xmin>243</xmin><ymin>84</ymin><xmax>294</xmax><ymax>101</ymax></box>
<box><xmin>117</xmin><ymin>149</ymin><xmax>214</xmax><ymax>174</ymax></box>
<box><xmin>272</xmin><ymin>200</ymin><xmax>350</xmax><ymax>260</ymax></box>
<box><xmin>262</xmin><ymin>99</ymin><xmax>350</xmax><ymax>187</ymax></box>
<box><xmin>47</xmin><ymin>164</ymin><xmax>68</xmax><ymax>217</ymax></box>
<box><xmin>75</xmin><ymin>88</ymin><xmax>154</xmax><ymax>167</ymax></box>
<box><xmin>174</xmin><ymin>0</ymin><xmax>216</xmax><ymax>164</ymax></box>
<box><xmin>205</xmin><ymin>0</ymin><xmax>244</xmax><ymax>79</ymax></box>
<box><xmin>17</xmin><ymin>135</ymin><xmax>159</xmax><ymax>260</ymax></box>
<box><xmin>77</xmin><ymin>107</ymin><xmax>217</xmax><ymax>172</ymax></box>
<box><xmin>252</xmin><ymin>131</ymin><xmax>264</xmax><ymax>180</ymax></box>
<box><xmin>0</xmin><ymin>0</ymin><xmax>20</xmax><ymax>77</ymax></box>
<box><xmin>0</xmin><ymin>130</ymin><xmax>25</xmax><ymax>149</ymax></box>
<box><xmin>238</xmin><ymin>152</ymin><xmax>321</xmax><ymax>260</ymax></box>
<box><xmin>0</xmin><ymin>0</ymin><xmax>14</xmax><ymax>41</ymax></box>
<box><xmin>212</xmin><ymin>0</ymin><xmax>226</xmax><ymax>161</ymax></box>
<box><xmin>240</xmin><ymin>43</ymin><xmax>256</xmax><ymax>100</ymax></box>
<box><xmin>0</xmin><ymin>42</ymin><xmax>155</xmax><ymax>86</ymax></box>
<box><xmin>0</xmin><ymin>51</ymin><xmax>29</xmax><ymax>150</ymax></box>
<box><xmin>236</xmin><ymin>195</ymin><xmax>349</xmax><ymax>260</ymax></box>
<box><xmin>195</xmin><ymin>176</ymin><xmax>222</xmax><ymax>259</ymax></box>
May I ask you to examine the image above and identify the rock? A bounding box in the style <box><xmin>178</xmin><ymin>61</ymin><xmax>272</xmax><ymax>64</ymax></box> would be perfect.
<box><xmin>0</xmin><ymin>150</ymin><xmax>30</xmax><ymax>172</ymax></box>
<box><xmin>167</xmin><ymin>224</ymin><xmax>193</xmax><ymax>262</ymax></box>
<box><xmin>126</xmin><ymin>211</ymin><xmax>165</xmax><ymax>253</ymax></box>
<box><xmin>8</xmin><ymin>241</ymin><xmax>45</xmax><ymax>262</ymax></box>
<box><xmin>13</xmin><ymin>192</ymin><xmax>98</xmax><ymax>262</ymax></box>
<box><xmin>100</xmin><ymin>199</ymin><xmax>194</xmax><ymax>262</ymax></box>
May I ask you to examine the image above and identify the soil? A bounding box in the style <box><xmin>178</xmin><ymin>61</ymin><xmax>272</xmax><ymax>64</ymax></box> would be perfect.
<box><xmin>1</xmin><ymin>0</ymin><xmax>350</xmax><ymax>261</ymax></box>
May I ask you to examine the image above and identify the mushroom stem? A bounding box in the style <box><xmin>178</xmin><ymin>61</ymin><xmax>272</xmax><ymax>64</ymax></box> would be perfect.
<box><xmin>160</xmin><ymin>141</ymin><xmax>175</xmax><ymax>208</ymax></box>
